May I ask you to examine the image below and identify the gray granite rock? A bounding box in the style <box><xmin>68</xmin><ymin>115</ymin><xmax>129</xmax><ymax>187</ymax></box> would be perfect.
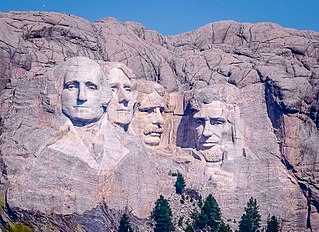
<box><xmin>0</xmin><ymin>11</ymin><xmax>318</xmax><ymax>231</ymax></box>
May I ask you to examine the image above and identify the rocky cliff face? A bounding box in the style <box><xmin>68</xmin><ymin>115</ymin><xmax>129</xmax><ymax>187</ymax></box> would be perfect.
<box><xmin>0</xmin><ymin>11</ymin><xmax>318</xmax><ymax>231</ymax></box>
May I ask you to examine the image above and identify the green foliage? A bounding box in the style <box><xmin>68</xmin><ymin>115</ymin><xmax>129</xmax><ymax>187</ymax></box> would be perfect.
<box><xmin>184</xmin><ymin>223</ymin><xmax>194</xmax><ymax>232</ymax></box>
<box><xmin>7</xmin><ymin>223</ymin><xmax>33</xmax><ymax>232</ymax></box>
<box><xmin>0</xmin><ymin>190</ymin><xmax>5</xmax><ymax>210</ymax></box>
<box><xmin>175</xmin><ymin>173</ymin><xmax>186</xmax><ymax>194</ymax></box>
<box><xmin>194</xmin><ymin>194</ymin><xmax>221</xmax><ymax>231</ymax></box>
<box><xmin>118</xmin><ymin>213</ymin><xmax>133</xmax><ymax>232</ymax></box>
<box><xmin>266</xmin><ymin>215</ymin><xmax>279</xmax><ymax>232</ymax></box>
<box><xmin>239</xmin><ymin>197</ymin><xmax>261</xmax><ymax>232</ymax></box>
<box><xmin>151</xmin><ymin>195</ymin><xmax>174</xmax><ymax>232</ymax></box>
<box><xmin>218</xmin><ymin>221</ymin><xmax>232</xmax><ymax>232</ymax></box>
<box><xmin>197</xmin><ymin>195</ymin><xmax>203</xmax><ymax>208</ymax></box>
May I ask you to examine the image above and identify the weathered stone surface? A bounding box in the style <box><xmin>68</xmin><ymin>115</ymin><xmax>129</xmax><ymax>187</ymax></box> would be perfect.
<box><xmin>99</xmin><ymin>61</ymin><xmax>137</xmax><ymax>131</ymax></box>
<box><xmin>0</xmin><ymin>11</ymin><xmax>318</xmax><ymax>232</ymax></box>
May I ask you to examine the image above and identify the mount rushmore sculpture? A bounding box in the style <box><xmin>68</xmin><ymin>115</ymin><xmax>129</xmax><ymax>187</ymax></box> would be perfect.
<box><xmin>0</xmin><ymin>11</ymin><xmax>318</xmax><ymax>231</ymax></box>
<box><xmin>0</xmin><ymin>56</ymin><xmax>308</xmax><ymax>231</ymax></box>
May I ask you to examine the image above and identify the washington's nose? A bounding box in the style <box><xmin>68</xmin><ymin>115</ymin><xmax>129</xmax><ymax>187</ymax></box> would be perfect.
<box><xmin>152</xmin><ymin>107</ymin><xmax>164</xmax><ymax>126</ymax></box>
<box><xmin>77</xmin><ymin>84</ymin><xmax>88</xmax><ymax>103</ymax></box>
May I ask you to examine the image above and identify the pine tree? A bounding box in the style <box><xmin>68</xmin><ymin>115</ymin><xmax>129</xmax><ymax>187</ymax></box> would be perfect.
<box><xmin>175</xmin><ymin>173</ymin><xmax>186</xmax><ymax>194</ymax></box>
<box><xmin>218</xmin><ymin>221</ymin><xmax>232</xmax><ymax>232</ymax></box>
<box><xmin>184</xmin><ymin>223</ymin><xmax>194</xmax><ymax>232</ymax></box>
<box><xmin>7</xmin><ymin>223</ymin><xmax>32</xmax><ymax>232</ymax></box>
<box><xmin>118</xmin><ymin>213</ymin><xmax>133</xmax><ymax>232</ymax></box>
<box><xmin>194</xmin><ymin>194</ymin><xmax>221</xmax><ymax>231</ymax></box>
<box><xmin>151</xmin><ymin>195</ymin><xmax>174</xmax><ymax>232</ymax></box>
<box><xmin>239</xmin><ymin>197</ymin><xmax>261</xmax><ymax>232</ymax></box>
<box><xmin>197</xmin><ymin>195</ymin><xmax>203</xmax><ymax>208</ymax></box>
<box><xmin>266</xmin><ymin>215</ymin><xmax>279</xmax><ymax>232</ymax></box>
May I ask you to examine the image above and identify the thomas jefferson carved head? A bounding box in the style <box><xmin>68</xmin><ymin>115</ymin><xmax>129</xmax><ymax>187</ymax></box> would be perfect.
<box><xmin>100</xmin><ymin>62</ymin><xmax>137</xmax><ymax>131</ymax></box>
<box><xmin>131</xmin><ymin>80</ymin><xmax>165</xmax><ymax>148</ymax></box>
<box><xmin>55</xmin><ymin>57</ymin><xmax>110</xmax><ymax>127</ymax></box>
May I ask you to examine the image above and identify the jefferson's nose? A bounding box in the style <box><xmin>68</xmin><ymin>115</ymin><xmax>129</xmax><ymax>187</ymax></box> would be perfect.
<box><xmin>117</xmin><ymin>88</ymin><xmax>130</xmax><ymax>105</ymax></box>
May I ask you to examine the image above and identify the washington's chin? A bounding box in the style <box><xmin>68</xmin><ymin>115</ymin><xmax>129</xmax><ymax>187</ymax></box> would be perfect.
<box><xmin>72</xmin><ymin>113</ymin><xmax>101</xmax><ymax>121</ymax></box>
<box><xmin>63</xmin><ymin>111</ymin><xmax>104</xmax><ymax>126</ymax></box>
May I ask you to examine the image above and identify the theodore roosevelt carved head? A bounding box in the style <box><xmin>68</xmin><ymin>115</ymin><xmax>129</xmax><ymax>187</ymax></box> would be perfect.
<box><xmin>131</xmin><ymin>80</ymin><xmax>165</xmax><ymax>148</ymax></box>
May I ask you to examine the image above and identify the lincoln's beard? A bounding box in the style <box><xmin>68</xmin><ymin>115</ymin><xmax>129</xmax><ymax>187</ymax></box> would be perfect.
<box><xmin>200</xmin><ymin>145</ymin><xmax>224</xmax><ymax>163</ymax></box>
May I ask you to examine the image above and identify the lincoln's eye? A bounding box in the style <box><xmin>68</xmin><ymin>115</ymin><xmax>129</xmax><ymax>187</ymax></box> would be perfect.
<box><xmin>210</xmin><ymin>118</ymin><xmax>225</xmax><ymax>125</ymax></box>
<box><xmin>195</xmin><ymin>118</ymin><xmax>205</xmax><ymax>125</ymax></box>
<box><xmin>109</xmin><ymin>84</ymin><xmax>118</xmax><ymax>92</ymax></box>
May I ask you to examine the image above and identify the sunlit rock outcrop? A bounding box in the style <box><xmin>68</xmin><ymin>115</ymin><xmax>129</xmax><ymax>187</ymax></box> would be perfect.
<box><xmin>0</xmin><ymin>11</ymin><xmax>318</xmax><ymax>231</ymax></box>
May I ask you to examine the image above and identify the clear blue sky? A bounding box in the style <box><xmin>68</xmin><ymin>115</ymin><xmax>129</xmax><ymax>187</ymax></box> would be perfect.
<box><xmin>1</xmin><ymin>0</ymin><xmax>318</xmax><ymax>35</ymax></box>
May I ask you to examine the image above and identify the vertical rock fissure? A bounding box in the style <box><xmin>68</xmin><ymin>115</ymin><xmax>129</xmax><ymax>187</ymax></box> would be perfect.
<box><xmin>264</xmin><ymin>78</ymin><xmax>315</xmax><ymax>230</ymax></box>
<box><xmin>263</xmin><ymin>78</ymin><xmax>284</xmax><ymax>152</ymax></box>
<box><xmin>298</xmin><ymin>182</ymin><xmax>313</xmax><ymax>231</ymax></box>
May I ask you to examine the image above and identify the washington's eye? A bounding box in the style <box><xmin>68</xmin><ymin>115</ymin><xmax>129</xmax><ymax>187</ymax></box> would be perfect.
<box><xmin>88</xmin><ymin>85</ymin><xmax>97</xmax><ymax>90</ymax></box>
<box><xmin>67</xmin><ymin>84</ymin><xmax>75</xmax><ymax>90</ymax></box>
<box><xmin>111</xmin><ymin>87</ymin><xmax>117</xmax><ymax>92</ymax></box>
<box><xmin>64</xmin><ymin>82</ymin><xmax>77</xmax><ymax>90</ymax></box>
<box><xmin>86</xmin><ymin>82</ymin><xmax>98</xmax><ymax>90</ymax></box>
<box><xmin>160</xmin><ymin>107</ymin><xmax>164</xmax><ymax>113</ymax></box>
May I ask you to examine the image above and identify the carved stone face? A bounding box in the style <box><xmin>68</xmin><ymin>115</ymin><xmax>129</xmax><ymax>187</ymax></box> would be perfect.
<box><xmin>61</xmin><ymin>67</ymin><xmax>105</xmax><ymax>126</ymax></box>
<box><xmin>193</xmin><ymin>101</ymin><xmax>227</xmax><ymax>150</ymax></box>
<box><xmin>132</xmin><ymin>91</ymin><xmax>164</xmax><ymax>147</ymax></box>
<box><xmin>107</xmin><ymin>68</ymin><xmax>135</xmax><ymax>128</ymax></box>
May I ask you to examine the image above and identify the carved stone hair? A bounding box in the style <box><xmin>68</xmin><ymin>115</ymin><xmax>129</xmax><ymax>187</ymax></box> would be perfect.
<box><xmin>135</xmin><ymin>79</ymin><xmax>165</xmax><ymax>97</ymax></box>
<box><xmin>133</xmin><ymin>79</ymin><xmax>165</xmax><ymax>110</ymax></box>
<box><xmin>189</xmin><ymin>84</ymin><xmax>238</xmax><ymax>112</ymax></box>
<box><xmin>98</xmin><ymin>61</ymin><xmax>137</xmax><ymax>90</ymax></box>
<box><xmin>54</xmin><ymin>57</ymin><xmax>107</xmax><ymax>85</ymax></box>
